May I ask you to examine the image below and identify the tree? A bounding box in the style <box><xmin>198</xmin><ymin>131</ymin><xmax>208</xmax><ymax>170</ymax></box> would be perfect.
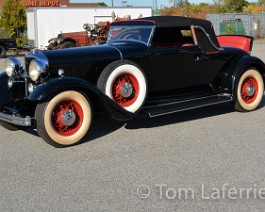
<box><xmin>0</xmin><ymin>0</ymin><xmax>27</xmax><ymax>47</ymax></box>
<box><xmin>98</xmin><ymin>2</ymin><xmax>107</xmax><ymax>7</ymax></box>
<box><xmin>211</xmin><ymin>0</ymin><xmax>225</xmax><ymax>13</ymax></box>
<box><xmin>169</xmin><ymin>0</ymin><xmax>189</xmax><ymax>7</ymax></box>
<box><xmin>224</xmin><ymin>0</ymin><xmax>249</xmax><ymax>13</ymax></box>
<box><xmin>211</xmin><ymin>0</ymin><xmax>249</xmax><ymax>13</ymax></box>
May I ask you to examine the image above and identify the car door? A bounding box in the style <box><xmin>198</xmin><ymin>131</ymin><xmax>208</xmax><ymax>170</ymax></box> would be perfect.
<box><xmin>149</xmin><ymin>39</ymin><xmax>202</xmax><ymax>94</ymax></box>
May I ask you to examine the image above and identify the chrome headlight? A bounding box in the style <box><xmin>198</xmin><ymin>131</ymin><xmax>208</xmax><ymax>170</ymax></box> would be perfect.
<box><xmin>29</xmin><ymin>59</ymin><xmax>48</xmax><ymax>82</ymax></box>
<box><xmin>28</xmin><ymin>83</ymin><xmax>35</xmax><ymax>93</ymax></box>
<box><xmin>7</xmin><ymin>78</ymin><xmax>14</xmax><ymax>89</ymax></box>
<box><xmin>5</xmin><ymin>57</ymin><xmax>23</xmax><ymax>77</ymax></box>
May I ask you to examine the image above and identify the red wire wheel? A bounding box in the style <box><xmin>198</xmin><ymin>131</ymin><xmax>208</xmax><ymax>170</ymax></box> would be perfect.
<box><xmin>240</xmin><ymin>76</ymin><xmax>258</xmax><ymax>104</ymax></box>
<box><xmin>35</xmin><ymin>91</ymin><xmax>92</xmax><ymax>147</ymax></box>
<box><xmin>111</xmin><ymin>73</ymin><xmax>139</xmax><ymax>107</ymax></box>
<box><xmin>235</xmin><ymin>69</ymin><xmax>264</xmax><ymax>112</ymax></box>
<box><xmin>51</xmin><ymin>99</ymin><xmax>84</xmax><ymax>136</ymax></box>
<box><xmin>97</xmin><ymin>61</ymin><xmax>147</xmax><ymax>113</ymax></box>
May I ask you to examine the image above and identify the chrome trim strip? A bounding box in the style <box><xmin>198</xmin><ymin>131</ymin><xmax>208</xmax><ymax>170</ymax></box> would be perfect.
<box><xmin>143</xmin><ymin>94</ymin><xmax>231</xmax><ymax>109</ymax></box>
<box><xmin>149</xmin><ymin>98</ymin><xmax>233</xmax><ymax>118</ymax></box>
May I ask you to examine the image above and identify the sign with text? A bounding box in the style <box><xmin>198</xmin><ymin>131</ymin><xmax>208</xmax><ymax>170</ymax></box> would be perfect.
<box><xmin>21</xmin><ymin>1</ymin><xmax>60</xmax><ymax>7</ymax></box>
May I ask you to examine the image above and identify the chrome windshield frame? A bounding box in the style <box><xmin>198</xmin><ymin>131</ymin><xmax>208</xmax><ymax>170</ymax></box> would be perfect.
<box><xmin>107</xmin><ymin>25</ymin><xmax>155</xmax><ymax>46</ymax></box>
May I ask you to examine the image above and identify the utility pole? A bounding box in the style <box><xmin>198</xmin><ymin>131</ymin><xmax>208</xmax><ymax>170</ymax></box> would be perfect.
<box><xmin>153</xmin><ymin>0</ymin><xmax>158</xmax><ymax>15</ymax></box>
<box><xmin>112</xmin><ymin>0</ymin><xmax>113</xmax><ymax>7</ymax></box>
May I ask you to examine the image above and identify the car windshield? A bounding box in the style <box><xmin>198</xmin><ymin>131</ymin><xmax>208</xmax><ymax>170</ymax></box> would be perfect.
<box><xmin>107</xmin><ymin>25</ymin><xmax>154</xmax><ymax>45</ymax></box>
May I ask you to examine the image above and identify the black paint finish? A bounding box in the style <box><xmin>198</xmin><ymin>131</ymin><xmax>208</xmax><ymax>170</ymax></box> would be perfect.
<box><xmin>1</xmin><ymin>16</ymin><xmax>265</xmax><ymax>123</ymax></box>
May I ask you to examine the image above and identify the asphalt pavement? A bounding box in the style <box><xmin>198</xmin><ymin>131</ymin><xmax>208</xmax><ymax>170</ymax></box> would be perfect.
<box><xmin>1</xmin><ymin>41</ymin><xmax>265</xmax><ymax>211</ymax></box>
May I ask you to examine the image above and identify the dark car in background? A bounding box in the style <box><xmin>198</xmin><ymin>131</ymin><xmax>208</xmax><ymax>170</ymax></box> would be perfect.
<box><xmin>47</xmin><ymin>22</ymin><xmax>111</xmax><ymax>50</ymax></box>
<box><xmin>0</xmin><ymin>37</ymin><xmax>16</xmax><ymax>58</ymax></box>
<box><xmin>0</xmin><ymin>16</ymin><xmax>264</xmax><ymax>147</ymax></box>
<box><xmin>0</xmin><ymin>29</ymin><xmax>32</xmax><ymax>58</ymax></box>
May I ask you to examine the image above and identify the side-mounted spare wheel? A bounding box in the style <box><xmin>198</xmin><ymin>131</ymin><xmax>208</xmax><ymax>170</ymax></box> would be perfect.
<box><xmin>234</xmin><ymin>68</ymin><xmax>264</xmax><ymax>112</ymax></box>
<box><xmin>97</xmin><ymin>60</ymin><xmax>147</xmax><ymax>113</ymax></box>
<box><xmin>35</xmin><ymin>91</ymin><xmax>92</xmax><ymax>147</ymax></box>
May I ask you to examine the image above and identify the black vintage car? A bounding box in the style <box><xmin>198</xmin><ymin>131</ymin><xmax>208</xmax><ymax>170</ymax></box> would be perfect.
<box><xmin>0</xmin><ymin>16</ymin><xmax>265</xmax><ymax>147</ymax></box>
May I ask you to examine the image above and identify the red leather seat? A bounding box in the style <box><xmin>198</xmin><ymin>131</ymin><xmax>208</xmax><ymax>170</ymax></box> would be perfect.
<box><xmin>217</xmin><ymin>36</ymin><xmax>251</xmax><ymax>52</ymax></box>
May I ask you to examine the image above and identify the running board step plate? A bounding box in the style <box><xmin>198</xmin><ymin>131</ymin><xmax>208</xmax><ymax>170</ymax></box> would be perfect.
<box><xmin>142</xmin><ymin>95</ymin><xmax>233</xmax><ymax>118</ymax></box>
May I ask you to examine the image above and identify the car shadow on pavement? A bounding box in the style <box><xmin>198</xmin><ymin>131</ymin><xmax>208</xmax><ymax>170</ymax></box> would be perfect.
<box><xmin>126</xmin><ymin>97</ymin><xmax>265</xmax><ymax>130</ymax></box>
<box><xmin>80</xmin><ymin>114</ymin><xmax>126</xmax><ymax>144</ymax></box>
<box><xmin>23</xmin><ymin>97</ymin><xmax>265</xmax><ymax>145</ymax></box>
<box><xmin>23</xmin><ymin>113</ymin><xmax>125</xmax><ymax>144</ymax></box>
<box><xmin>125</xmin><ymin>102</ymin><xmax>234</xmax><ymax>130</ymax></box>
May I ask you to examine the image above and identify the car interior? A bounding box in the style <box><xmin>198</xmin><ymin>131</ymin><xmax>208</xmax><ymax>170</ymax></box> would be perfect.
<box><xmin>152</xmin><ymin>27</ymin><xmax>194</xmax><ymax>48</ymax></box>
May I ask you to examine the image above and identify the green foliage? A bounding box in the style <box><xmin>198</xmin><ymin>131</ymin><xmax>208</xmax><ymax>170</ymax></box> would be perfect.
<box><xmin>162</xmin><ymin>1</ymin><xmax>211</xmax><ymax>18</ymax></box>
<box><xmin>211</xmin><ymin>0</ymin><xmax>225</xmax><ymax>13</ymax></box>
<box><xmin>224</xmin><ymin>0</ymin><xmax>249</xmax><ymax>13</ymax></box>
<box><xmin>0</xmin><ymin>0</ymin><xmax>27</xmax><ymax>47</ymax></box>
<box><xmin>98</xmin><ymin>2</ymin><xmax>107</xmax><ymax>7</ymax></box>
<box><xmin>170</xmin><ymin>0</ymin><xmax>190</xmax><ymax>7</ymax></box>
<box><xmin>0</xmin><ymin>29</ymin><xmax>9</xmax><ymax>38</ymax></box>
<box><xmin>211</xmin><ymin>0</ymin><xmax>249</xmax><ymax>13</ymax></box>
<box><xmin>225</xmin><ymin>23</ymin><xmax>235</xmax><ymax>34</ymax></box>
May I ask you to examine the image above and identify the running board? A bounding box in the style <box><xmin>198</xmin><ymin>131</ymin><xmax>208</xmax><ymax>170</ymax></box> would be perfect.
<box><xmin>142</xmin><ymin>95</ymin><xmax>233</xmax><ymax>118</ymax></box>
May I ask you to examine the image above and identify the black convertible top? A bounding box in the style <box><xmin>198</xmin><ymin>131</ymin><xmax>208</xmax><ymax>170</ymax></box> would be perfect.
<box><xmin>112</xmin><ymin>16</ymin><xmax>213</xmax><ymax>28</ymax></box>
<box><xmin>137</xmin><ymin>16</ymin><xmax>212</xmax><ymax>28</ymax></box>
<box><xmin>111</xmin><ymin>16</ymin><xmax>220</xmax><ymax>51</ymax></box>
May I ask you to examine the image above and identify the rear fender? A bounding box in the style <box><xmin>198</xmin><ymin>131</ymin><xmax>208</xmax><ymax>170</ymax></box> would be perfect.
<box><xmin>220</xmin><ymin>55</ymin><xmax>265</xmax><ymax>98</ymax></box>
<box><xmin>28</xmin><ymin>77</ymin><xmax>146</xmax><ymax>121</ymax></box>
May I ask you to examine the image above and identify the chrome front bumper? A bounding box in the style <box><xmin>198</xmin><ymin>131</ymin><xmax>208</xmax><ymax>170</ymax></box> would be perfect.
<box><xmin>0</xmin><ymin>112</ymin><xmax>31</xmax><ymax>126</ymax></box>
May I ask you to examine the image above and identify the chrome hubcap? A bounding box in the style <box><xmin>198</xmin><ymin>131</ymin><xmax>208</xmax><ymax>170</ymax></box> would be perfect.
<box><xmin>61</xmin><ymin>110</ymin><xmax>76</xmax><ymax>126</ymax></box>
<box><xmin>120</xmin><ymin>82</ymin><xmax>133</xmax><ymax>98</ymax></box>
<box><xmin>246</xmin><ymin>84</ymin><xmax>255</xmax><ymax>97</ymax></box>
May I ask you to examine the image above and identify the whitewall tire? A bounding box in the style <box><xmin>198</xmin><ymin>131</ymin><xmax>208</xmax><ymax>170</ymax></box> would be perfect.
<box><xmin>235</xmin><ymin>68</ymin><xmax>264</xmax><ymax>112</ymax></box>
<box><xmin>97</xmin><ymin>60</ymin><xmax>147</xmax><ymax>113</ymax></box>
<box><xmin>35</xmin><ymin>90</ymin><xmax>92</xmax><ymax>147</ymax></box>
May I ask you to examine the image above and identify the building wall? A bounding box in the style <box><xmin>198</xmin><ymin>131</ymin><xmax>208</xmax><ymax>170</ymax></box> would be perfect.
<box><xmin>21</xmin><ymin>0</ymin><xmax>102</xmax><ymax>7</ymax></box>
<box><xmin>1</xmin><ymin>0</ymin><xmax>103</xmax><ymax>10</ymax></box>
<box><xmin>27</xmin><ymin>7</ymin><xmax>152</xmax><ymax>48</ymax></box>
<box><xmin>207</xmin><ymin>13</ymin><xmax>265</xmax><ymax>37</ymax></box>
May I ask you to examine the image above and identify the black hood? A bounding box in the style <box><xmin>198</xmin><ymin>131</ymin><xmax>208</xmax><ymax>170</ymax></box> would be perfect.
<box><xmin>25</xmin><ymin>42</ymin><xmax>148</xmax><ymax>84</ymax></box>
<box><xmin>25</xmin><ymin>45</ymin><xmax>121</xmax><ymax>80</ymax></box>
<box><xmin>41</xmin><ymin>44</ymin><xmax>122</xmax><ymax>65</ymax></box>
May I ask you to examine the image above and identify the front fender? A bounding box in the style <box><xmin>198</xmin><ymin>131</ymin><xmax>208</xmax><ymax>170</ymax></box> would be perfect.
<box><xmin>220</xmin><ymin>55</ymin><xmax>265</xmax><ymax>98</ymax></box>
<box><xmin>28</xmin><ymin>77</ymin><xmax>148</xmax><ymax>121</ymax></box>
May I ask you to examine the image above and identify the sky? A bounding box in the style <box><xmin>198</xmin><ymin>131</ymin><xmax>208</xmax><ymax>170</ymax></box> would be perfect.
<box><xmin>70</xmin><ymin>0</ymin><xmax>258</xmax><ymax>9</ymax></box>
<box><xmin>70</xmin><ymin>0</ymin><xmax>214</xmax><ymax>8</ymax></box>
